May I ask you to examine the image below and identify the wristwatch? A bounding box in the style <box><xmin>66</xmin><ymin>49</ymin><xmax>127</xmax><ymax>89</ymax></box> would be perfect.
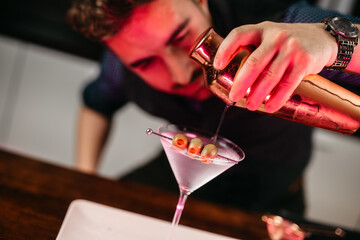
<box><xmin>324</xmin><ymin>17</ymin><xmax>359</xmax><ymax>71</ymax></box>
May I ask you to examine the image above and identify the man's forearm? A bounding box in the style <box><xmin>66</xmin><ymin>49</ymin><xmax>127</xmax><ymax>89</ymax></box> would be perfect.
<box><xmin>76</xmin><ymin>105</ymin><xmax>112</xmax><ymax>174</ymax></box>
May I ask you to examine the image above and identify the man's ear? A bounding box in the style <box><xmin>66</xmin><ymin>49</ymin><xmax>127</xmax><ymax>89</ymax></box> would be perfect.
<box><xmin>192</xmin><ymin>0</ymin><xmax>211</xmax><ymax>21</ymax></box>
<box><xmin>194</xmin><ymin>0</ymin><xmax>208</xmax><ymax>8</ymax></box>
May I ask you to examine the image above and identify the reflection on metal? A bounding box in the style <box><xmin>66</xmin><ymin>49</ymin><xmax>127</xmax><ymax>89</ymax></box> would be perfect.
<box><xmin>190</xmin><ymin>28</ymin><xmax>360</xmax><ymax>134</ymax></box>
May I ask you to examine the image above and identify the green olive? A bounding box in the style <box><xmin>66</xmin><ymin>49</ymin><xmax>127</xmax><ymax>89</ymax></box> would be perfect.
<box><xmin>172</xmin><ymin>134</ymin><xmax>189</xmax><ymax>149</ymax></box>
<box><xmin>200</xmin><ymin>144</ymin><xmax>218</xmax><ymax>160</ymax></box>
<box><xmin>187</xmin><ymin>138</ymin><xmax>204</xmax><ymax>155</ymax></box>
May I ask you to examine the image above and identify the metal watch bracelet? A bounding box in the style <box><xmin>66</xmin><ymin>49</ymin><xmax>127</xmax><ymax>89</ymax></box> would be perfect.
<box><xmin>326</xmin><ymin>38</ymin><xmax>357</xmax><ymax>71</ymax></box>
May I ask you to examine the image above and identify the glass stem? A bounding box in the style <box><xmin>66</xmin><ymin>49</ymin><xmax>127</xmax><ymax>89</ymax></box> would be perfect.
<box><xmin>166</xmin><ymin>190</ymin><xmax>189</xmax><ymax>240</ymax></box>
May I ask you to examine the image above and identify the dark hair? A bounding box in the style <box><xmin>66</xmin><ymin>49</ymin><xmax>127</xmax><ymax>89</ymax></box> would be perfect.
<box><xmin>67</xmin><ymin>0</ymin><xmax>153</xmax><ymax>41</ymax></box>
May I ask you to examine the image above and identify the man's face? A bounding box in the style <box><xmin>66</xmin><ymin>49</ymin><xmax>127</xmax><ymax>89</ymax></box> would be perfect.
<box><xmin>105</xmin><ymin>0</ymin><xmax>212</xmax><ymax>100</ymax></box>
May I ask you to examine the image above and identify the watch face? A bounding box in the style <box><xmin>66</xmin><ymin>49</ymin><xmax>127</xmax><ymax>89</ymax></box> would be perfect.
<box><xmin>331</xmin><ymin>17</ymin><xmax>359</xmax><ymax>38</ymax></box>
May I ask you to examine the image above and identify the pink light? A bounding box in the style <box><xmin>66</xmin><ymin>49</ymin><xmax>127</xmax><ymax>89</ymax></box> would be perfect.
<box><xmin>265</xmin><ymin>94</ymin><xmax>271</xmax><ymax>102</ymax></box>
<box><xmin>176</xmin><ymin>204</ymin><xmax>184</xmax><ymax>210</ymax></box>
<box><xmin>197</xmin><ymin>46</ymin><xmax>210</xmax><ymax>60</ymax></box>
<box><xmin>246</xmin><ymin>87</ymin><xmax>251</xmax><ymax>95</ymax></box>
<box><xmin>222</xmin><ymin>75</ymin><xmax>233</xmax><ymax>85</ymax></box>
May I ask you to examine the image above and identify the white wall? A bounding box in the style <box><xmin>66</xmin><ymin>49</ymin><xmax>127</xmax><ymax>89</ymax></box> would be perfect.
<box><xmin>317</xmin><ymin>0</ymin><xmax>356</xmax><ymax>14</ymax></box>
<box><xmin>0</xmin><ymin>35</ymin><xmax>165</xmax><ymax>177</ymax></box>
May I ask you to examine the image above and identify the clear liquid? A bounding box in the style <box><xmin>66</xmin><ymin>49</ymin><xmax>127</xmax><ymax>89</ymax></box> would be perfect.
<box><xmin>212</xmin><ymin>103</ymin><xmax>233</xmax><ymax>143</ymax></box>
<box><xmin>158</xmin><ymin>124</ymin><xmax>244</xmax><ymax>240</ymax></box>
<box><xmin>160</xmin><ymin>132</ymin><xmax>239</xmax><ymax>193</ymax></box>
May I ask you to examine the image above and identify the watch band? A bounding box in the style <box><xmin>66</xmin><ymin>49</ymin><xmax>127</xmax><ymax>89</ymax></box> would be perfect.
<box><xmin>326</xmin><ymin>35</ymin><xmax>357</xmax><ymax>71</ymax></box>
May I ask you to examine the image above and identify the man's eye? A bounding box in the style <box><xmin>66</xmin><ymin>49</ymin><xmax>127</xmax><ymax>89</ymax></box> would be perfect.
<box><xmin>173</xmin><ymin>30</ymin><xmax>190</xmax><ymax>45</ymax></box>
<box><xmin>135</xmin><ymin>58</ymin><xmax>154</xmax><ymax>70</ymax></box>
<box><xmin>173</xmin><ymin>34</ymin><xmax>186</xmax><ymax>44</ymax></box>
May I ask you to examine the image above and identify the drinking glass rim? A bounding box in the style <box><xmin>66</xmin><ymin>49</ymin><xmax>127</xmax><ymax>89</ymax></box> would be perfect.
<box><xmin>157</xmin><ymin>123</ymin><xmax>245</xmax><ymax>164</ymax></box>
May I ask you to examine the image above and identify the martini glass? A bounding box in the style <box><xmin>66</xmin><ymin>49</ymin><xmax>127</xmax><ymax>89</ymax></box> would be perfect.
<box><xmin>152</xmin><ymin>124</ymin><xmax>245</xmax><ymax>239</ymax></box>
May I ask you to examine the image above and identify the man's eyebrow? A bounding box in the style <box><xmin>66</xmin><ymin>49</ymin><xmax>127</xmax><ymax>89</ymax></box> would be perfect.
<box><xmin>166</xmin><ymin>18</ymin><xmax>190</xmax><ymax>45</ymax></box>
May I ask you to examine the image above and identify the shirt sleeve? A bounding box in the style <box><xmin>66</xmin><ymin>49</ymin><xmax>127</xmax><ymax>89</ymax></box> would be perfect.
<box><xmin>281</xmin><ymin>0</ymin><xmax>360</xmax><ymax>86</ymax></box>
<box><xmin>282</xmin><ymin>0</ymin><xmax>360</xmax><ymax>24</ymax></box>
<box><xmin>82</xmin><ymin>50</ymin><xmax>129</xmax><ymax>118</ymax></box>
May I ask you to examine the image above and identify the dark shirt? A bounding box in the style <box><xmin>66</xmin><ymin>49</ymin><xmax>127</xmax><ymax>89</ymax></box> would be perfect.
<box><xmin>82</xmin><ymin>0</ymin><xmax>360</xmax><ymax>212</ymax></box>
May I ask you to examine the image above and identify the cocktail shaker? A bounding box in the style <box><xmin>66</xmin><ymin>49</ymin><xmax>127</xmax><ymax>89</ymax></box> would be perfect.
<box><xmin>190</xmin><ymin>28</ymin><xmax>360</xmax><ymax>134</ymax></box>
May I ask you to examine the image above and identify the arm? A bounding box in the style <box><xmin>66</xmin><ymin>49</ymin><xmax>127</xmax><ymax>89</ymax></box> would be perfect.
<box><xmin>75</xmin><ymin>50</ymin><xmax>128</xmax><ymax>173</ymax></box>
<box><xmin>76</xmin><ymin>105</ymin><xmax>112</xmax><ymax>174</ymax></box>
<box><xmin>213</xmin><ymin>22</ymin><xmax>360</xmax><ymax>113</ymax></box>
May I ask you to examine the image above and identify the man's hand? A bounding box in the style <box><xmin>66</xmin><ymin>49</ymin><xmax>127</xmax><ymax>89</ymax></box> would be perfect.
<box><xmin>213</xmin><ymin>22</ymin><xmax>338</xmax><ymax>112</ymax></box>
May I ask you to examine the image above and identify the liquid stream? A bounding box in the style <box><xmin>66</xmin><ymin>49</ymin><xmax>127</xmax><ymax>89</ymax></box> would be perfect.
<box><xmin>212</xmin><ymin>103</ymin><xmax>233</xmax><ymax>143</ymax></box>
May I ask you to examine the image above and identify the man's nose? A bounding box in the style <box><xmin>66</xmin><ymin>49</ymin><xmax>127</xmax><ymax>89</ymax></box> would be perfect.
<box><xmin>164</xmin><ymin>47</ymin><xmax>194</xmax><ymax>85</ymax></box>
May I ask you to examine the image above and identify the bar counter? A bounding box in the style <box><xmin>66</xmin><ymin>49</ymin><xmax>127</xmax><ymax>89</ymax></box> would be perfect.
<box><xmin>0</xmin><ymin>148</ymin><xmax>269</xmax><ymax>240</ymax></box>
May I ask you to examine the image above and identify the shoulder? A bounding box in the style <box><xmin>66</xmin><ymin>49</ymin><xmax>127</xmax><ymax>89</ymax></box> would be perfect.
<box><xmin>282</xmin><ymin>0</ymin><xmax>360</xmax><ymax>23</ymax></box>
<box><xmin>209</xmin><ymin>0</ymin><xmax>301</xmax><ymax>35</ymax></box>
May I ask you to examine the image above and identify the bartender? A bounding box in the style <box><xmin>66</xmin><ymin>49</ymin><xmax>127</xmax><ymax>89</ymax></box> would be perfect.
<box><xmin>67</xmin><ymin>0</ymin><xmax>360</xmax><ymax>215</ymax></box>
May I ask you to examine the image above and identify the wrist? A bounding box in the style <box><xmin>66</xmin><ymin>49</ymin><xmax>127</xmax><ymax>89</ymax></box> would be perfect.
<box><xmin>323</xmin><ymin>17</ymin><xmax>359</xmax><ymax>71</ymax></box>
<box><xmin>325</xmin><ymin>35</ymin><xmax>340</xmax><ymax>67</ymax></box>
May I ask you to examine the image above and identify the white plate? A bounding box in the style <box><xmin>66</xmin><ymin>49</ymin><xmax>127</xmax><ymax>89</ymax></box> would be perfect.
<box><xmin>56</xmin><ymin>199</ymin><xmax>239</xmax><ymax>240</ymax></box>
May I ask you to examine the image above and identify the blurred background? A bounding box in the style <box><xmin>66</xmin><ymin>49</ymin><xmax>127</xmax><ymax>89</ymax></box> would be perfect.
<box><xmin>1</xmin><ymin>0</ymin><xmax>360</xmax><ymax>232</ymax></box>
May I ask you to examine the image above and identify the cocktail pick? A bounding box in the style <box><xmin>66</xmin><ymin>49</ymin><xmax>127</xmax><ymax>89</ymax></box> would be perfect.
<box><xmin>146</xmin><ymin>128</ymin><xmax>172</xmax><ymax>140</ymax></box>
<box><xmin>146</xmin><ymin>128</ymin><xmax>238</xmax><ymax>163</ymax></box>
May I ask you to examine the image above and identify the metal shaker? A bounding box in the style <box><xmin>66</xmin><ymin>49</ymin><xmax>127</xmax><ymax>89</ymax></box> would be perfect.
<box><xmin>190</xmin><ymin>28</ymin><xmax>360</xmax><ymax>134</ymax></box>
